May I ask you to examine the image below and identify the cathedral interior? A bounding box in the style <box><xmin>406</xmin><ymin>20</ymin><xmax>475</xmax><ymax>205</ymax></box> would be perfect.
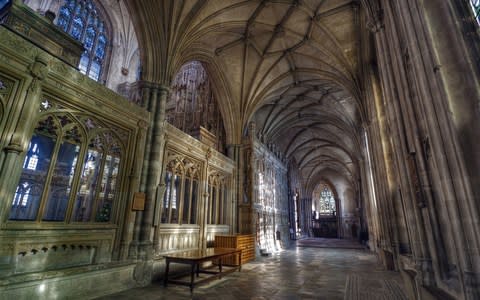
<box><xmin>0</xmin><ymin>0</ymin><xmax>479</xmax><ymax>299</ymax></box>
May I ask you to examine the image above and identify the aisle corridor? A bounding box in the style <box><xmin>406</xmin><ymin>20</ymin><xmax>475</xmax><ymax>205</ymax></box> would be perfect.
<box><xmin>97</xmin><ymin>243</ymin><xmax>406</xmax><ymax>300</ymax></box>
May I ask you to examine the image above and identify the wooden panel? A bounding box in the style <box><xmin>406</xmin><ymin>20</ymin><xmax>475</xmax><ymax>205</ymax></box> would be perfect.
<box><xmin>214</xmin><ymin>234</ymin><xmax>255</xmax><ymax>266</ymax></box>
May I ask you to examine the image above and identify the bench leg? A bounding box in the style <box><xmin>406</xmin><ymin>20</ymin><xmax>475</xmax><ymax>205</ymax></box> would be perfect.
<box><xmin>238</xmin><ymin>252</ymin><xmax>242</xmax><ymax>271</ymax></box>
<box><xmin>164</xmin><ymin>260</ymin><xmax>170</xmax><ymax>287</ymax></box>
<box><xmin>190</xmin><ymin>263</ymin><xmax>195</xmax><ymax>292</ymax></box>
<box><xmin>219</xmin><ymin>259</ymin><xmax>223</xmax><ymax>278</ymax></box>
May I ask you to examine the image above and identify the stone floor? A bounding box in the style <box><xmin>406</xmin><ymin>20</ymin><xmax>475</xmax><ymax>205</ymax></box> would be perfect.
<box><xmin>97</xmin><ymin>241</ymin><xmax>406</xmax><ymax>300</ymax></box>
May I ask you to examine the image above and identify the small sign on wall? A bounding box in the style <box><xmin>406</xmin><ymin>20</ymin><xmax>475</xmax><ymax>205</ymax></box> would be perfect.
<box><xmin>132</xmin><ymin>192</ymin><xmax>145</xmax><ymax>211</ymax></box>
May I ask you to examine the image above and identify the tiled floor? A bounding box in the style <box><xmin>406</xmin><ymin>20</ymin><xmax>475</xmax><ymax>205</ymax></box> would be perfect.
<box><xmin>97</xmin><ymin>241</ymin><xmax>405</xmax><ymax>300</ymax></box>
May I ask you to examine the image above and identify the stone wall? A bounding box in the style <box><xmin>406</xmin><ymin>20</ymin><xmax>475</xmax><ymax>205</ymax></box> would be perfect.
<box><xmin>0</xmin><ymin>11</ymin><xmax>148</xmax><ymax>298</ymax></box>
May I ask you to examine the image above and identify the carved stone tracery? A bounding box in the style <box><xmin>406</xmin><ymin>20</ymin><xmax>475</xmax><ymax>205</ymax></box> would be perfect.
<box><xmin>166</xmin><ymin>61</ymin><xmax>226</xmax><ymax>153</ymax></box>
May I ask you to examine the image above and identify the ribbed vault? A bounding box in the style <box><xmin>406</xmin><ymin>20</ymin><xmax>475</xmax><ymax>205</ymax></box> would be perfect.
<box><xmin>126</xmin><ymin>0</ymin><xmax>366</xmax><ymax>202</ymax></box>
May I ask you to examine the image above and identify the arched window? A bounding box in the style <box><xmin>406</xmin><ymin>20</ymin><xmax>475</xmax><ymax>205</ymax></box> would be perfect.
<box><xmin>161</xmin><ymin>158</ymin><xmax>200</xmax><ymax>224</ymax></box>
<box><xmin>56</xmin><ymin>0</ymin><xmax>108</xmax><ymax>81</ymax></box>
<box><xmin>9</xmin><ymin>105</ymin><xmax>124</xmax><ymax>223</ymax></box>
<box><xmin>319</xmin><ymin>186</ymin><xmax>336</xmax><ymax>215</ymax></box>
<box><xmin>471</xmin><ymin>0</ymin><xmax>480</xmax><ymax>25</ymax></box>
<box><xmin>312</xmin><ymin>184</ymin><xmax>336</xmax><ymax>218</ymax></box>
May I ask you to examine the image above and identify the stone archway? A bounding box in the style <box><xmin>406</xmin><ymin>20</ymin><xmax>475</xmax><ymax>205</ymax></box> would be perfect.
<box><xmin>311</xmin><ymin>182</ymin><xmax>338</xmax><ymax>238</ymax></box>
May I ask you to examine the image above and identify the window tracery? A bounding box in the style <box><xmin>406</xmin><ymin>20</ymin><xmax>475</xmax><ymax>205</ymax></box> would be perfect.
<box><xmin>161</xmin><ymin>158</ymin><xmax>199</xmax><ymax>224</ymax></box>
<box><xmin>312</xmin><ymin>184</ymin><xmax>336</xmax><ymax>218</ymax></box>
<box><xmin>167</xmin><ymin>61</ymin><xmax>226</xmax><ymax>153</ymax></box>
<box><xmin>56</xmin><ymin>0</ymin><xmax>108</xmax><ymax>81</ymax></box>
<box><xmin>9</xmin><ymin>102</ymin><xmax>125</xmax><ymax>223</ymax></box>
<box><xmin>208</xmin><ymin>172</ymin><xmax>227</xmax><ymax>225</ymax></box>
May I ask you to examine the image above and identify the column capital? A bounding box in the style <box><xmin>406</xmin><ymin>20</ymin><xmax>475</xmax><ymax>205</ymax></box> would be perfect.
<box><xmin>139</xmin><ymin>81</ymin><xmax>169</xmax><ymax>92</ymax></box>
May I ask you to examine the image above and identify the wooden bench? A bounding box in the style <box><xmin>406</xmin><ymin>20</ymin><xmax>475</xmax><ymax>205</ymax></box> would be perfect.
<box><xmin>163</xmin><ymin>247</ymin><xmax>242</xmax><ymax>292</ymax></box>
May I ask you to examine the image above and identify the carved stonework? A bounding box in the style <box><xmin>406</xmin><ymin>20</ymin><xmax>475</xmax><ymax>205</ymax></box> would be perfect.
<box><xmin>1</xmin><ymin>1</ymin><xmax>83</xmax><ymax>68</ymax></box>
<box><xmin>166</xmin><ymin>61</ymin><xmax>226</xmax><ymax>153</ymax></box>
<box><xmin>0</xmin><ymin>75</ymin><xmax>13</xmax><ymax>121</ymax></box>
<box><xmin>0</xmin><ymin>75</ymin><xmax>12</xmax><ymax>97</ymax></box>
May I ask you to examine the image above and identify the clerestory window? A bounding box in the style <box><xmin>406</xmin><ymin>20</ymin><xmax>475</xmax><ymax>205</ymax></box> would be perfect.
<box><xmin>56</xmin><ymin>0</ymin><xmax>108</xmax><ymax>81</ymax></box>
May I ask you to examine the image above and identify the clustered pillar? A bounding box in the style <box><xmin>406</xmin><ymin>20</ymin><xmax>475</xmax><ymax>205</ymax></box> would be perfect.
<box><xmin>130</xmin><ymin>83</ymin><xmax>168</xmax><ymax>261</ymax></box>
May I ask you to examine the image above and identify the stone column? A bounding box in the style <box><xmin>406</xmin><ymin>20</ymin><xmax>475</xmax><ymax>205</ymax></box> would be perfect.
<box><xmin>199</xmin><ymin>149</ymin><xmax>212</xmax><ymax>249</ymax></box>
<box><xmin>367</xmin><ymin>8</ymin><xmax>431</xmax><ymax>267</ymax></box>
<box><xmin>119</xmin><ymin>119</ymin><xmax>147</xmax><ymax>260</ymax></box>
<box><xmin>139</xmin><ymin>85</ymin><xmax>168</xmax><ymax>258</ymax></box>
<box><xmin>129</xmin><ymin>83</ymin><xmax>152</xmax><ymax>259</ymax></box>
<box><xmin>129</xmin><ymin>83</ymin><xmax>168</xmax><ymax>261</ymax></box>
<box><xmin>248</xmin><ymin>122</ymin><xmax>257</xmax><ymax>235</ymax></box>
<box><xmin>132</xmin><ymin>84</ymin><xmax>168</xmax><ymax>287</ymax></box>
<box><xmin>226</xmin><ymin>144</ymin><xmax>242</xmax><ymax>234</ymax></box>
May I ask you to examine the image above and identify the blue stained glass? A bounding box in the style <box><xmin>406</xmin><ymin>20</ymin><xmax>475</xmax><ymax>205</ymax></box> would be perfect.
<box><xmin>56</xmin><ymin>0</ymin><xmax>108</xmax><ymax>82</ymax></box>
<box><xmin>57</xmin><ymin>7</ymin><xmax>70</xmax><ymax>31</ymax></box>
<box><xmin>58</xmin><ymin>7</ymin><xmax>70</xmax><ymax>19</ymax></box>
<box><xmin>0</xmin><ymin>0</ymin><xmax>10</xmax><ymax>11</ymax></box>
<box><xmin>57</xmin><ymin>17</ymin><xmax>68</xmax><ymax>31</ymax></box>
<box><xmin>71</xmin><ymin>16</ymin><xmax>84</xmax><ymax>40</ymax></box>
<box><xmin>74</xmin><ymin>3</ymin><xmax>81</xmax><ymax>14</ymax></box>
<box><xmin>87</xmin><ymin>14</ymin><xmax>95</xmax><ymax>25</ymax></box>
<box><xmin>89</xmin><ymin>61</ymin><xmax>100</xmax><ymax>81</ymax></box>
<box><xmin>79</xmin><ymin>54</ymin><xmax>89</xmax><ymax>74</ymax></box>
<box><xmin>96</xmin><ymin>39</ymin><xmax>106</xmax><ymax>59</ymax></box>
<box><xmin>84</xmin><ymin>27</ymin><xmax>95</xmax><ymax>50</ymax></box>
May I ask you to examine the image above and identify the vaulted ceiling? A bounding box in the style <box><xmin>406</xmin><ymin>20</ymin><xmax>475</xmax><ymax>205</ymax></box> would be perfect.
<box><xmin>127</xmin><ymin>0</ymin><xmax>370</xmax><ymax>193</ymax></box>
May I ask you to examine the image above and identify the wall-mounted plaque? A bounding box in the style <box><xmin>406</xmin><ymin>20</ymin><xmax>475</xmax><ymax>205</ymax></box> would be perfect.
<box><xmin>132</xmin><ymin>192</ymin><xmax>145</xmax><ymax>210</ymax></box>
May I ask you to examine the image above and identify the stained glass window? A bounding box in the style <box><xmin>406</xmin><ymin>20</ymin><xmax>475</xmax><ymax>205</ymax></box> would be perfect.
<box><xmin>56</xmin><ymin>0</ymin><xmax>108</xmax><ymax>81</ymax></box>
<box><xmin>319</xmin><ymin>186</ymin><xmax>336</xmax><ymax>215</ymax></box>
<box><xmin>471</xmin><ymin>0</ymin><xmax>480</xmax><ymax>25</ymax></box>
<box><xmin>0</xmin><ymin>0</ymin><xmax>10</xmax><ymax>10</ymax></box>
<box><xmin>312</xmin><ymin>184</ymin><xmax>336</xmax><ymax>218</ymax></box>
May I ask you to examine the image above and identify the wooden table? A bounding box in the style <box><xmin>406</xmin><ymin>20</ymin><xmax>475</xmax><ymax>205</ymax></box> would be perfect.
<box><xmin>163</xmin><ymin>248</ymin><xmax>242</xmax><ymax>292</ymax></box>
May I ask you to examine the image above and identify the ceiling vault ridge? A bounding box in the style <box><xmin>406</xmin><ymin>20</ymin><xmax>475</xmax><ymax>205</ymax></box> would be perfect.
<box><xmin>305</xmin><ymin>160</ymin><xmax>355</xmax><ymax>184</ymax></box>
<box><xmin>127</xmin><ymin>0</ymin><xmax>367</xmax><ymax>169</ymax></box>
<box><xmin>261</xmin><ymin>94</ymin><xmax>356</xmax><ymax>134</ymax></box>
<box><xmin>297</xmin><ymin>144</ymin><xmax>352</xmax><ymax>167</ymax></box>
